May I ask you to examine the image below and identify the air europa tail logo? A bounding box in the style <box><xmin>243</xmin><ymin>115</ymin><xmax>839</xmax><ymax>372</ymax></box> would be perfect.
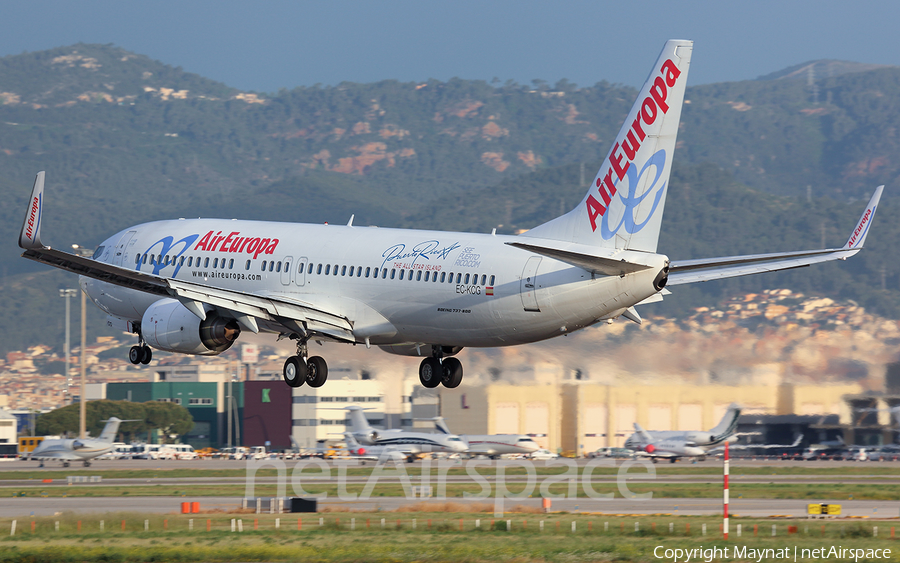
<box><xmin>585</xmin><ymin>58</ymin><xmax>682</xmax><ymax>232</ymax></box>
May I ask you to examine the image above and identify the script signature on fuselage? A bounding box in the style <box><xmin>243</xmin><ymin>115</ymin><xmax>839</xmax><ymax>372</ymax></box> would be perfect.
<box><xmin>381</xmin><ymin>240</ymin><xmax>461</xmax><ymax>270</ymax></box>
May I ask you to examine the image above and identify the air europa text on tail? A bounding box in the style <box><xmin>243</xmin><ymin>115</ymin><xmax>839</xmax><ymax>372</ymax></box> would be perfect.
<box><xmin>586</xmin><ymin>58</ymin><xmax>682</xmax><ymax>232</ymax></box>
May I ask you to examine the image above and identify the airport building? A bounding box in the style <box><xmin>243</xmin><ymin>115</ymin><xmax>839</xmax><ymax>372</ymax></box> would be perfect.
<box><xmin>440</xmin><ymin>382</ymin><xmax>861</xmax><ymax>456</ymax></box>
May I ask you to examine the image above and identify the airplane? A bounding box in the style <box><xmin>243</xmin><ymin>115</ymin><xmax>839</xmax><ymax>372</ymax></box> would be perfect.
<box><xmin>17</xmin><ymin>40</ymin><xmax>885</xmax><ymax>391</ymax></box>
<box><xmin>802</xmin><ymin>436</ymin><xmax>845</xmax><ymax>460</ymax></box>
<box><xmin>624</xmin><ymin>404</ymin><xmax>741</xmax><ymax>462</ymax></box>
<box><xmin>343</xmin><ymin>433</ymin><xmax>411</xmax><ymax>463</ymax></box>
<box><xmin>30</xmin><ymin>417</ymin><xmax>131</xmax><ymax>467</ymax></box>
<box><xmin>430</xmin><ymin>417</ymin><xmax>541</xmax><ymax>458</ymax></box>
<box><xmin>343</xmin><ymin>406</ymin><xmax>468</xmax><ymax>454</ymax></box>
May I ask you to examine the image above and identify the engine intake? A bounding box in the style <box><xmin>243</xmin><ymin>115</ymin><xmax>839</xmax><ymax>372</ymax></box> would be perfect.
<box><xmin>141</xmin><ymin>298</ymin><xmax>240</xmax><ymax>356</ymax></box>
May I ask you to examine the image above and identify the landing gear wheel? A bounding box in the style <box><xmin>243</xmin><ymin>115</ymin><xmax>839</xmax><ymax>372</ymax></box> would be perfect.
<box><xmin>128</xmin><ymin>346</ymin><xmax>142</xmax><ymax>365</ymax></box>
<box><xmin>306</xmin><ymin>356</ymin><xmax>328</xmax><ymax>387</ymax></box>
<box><xmin>419</xmin><ymin>358</ymin><xmax>442</xmax><ymax>388</ymax></box>
<box><xmin>62</xmin><ymin>461</ymin><xmax>70</xmax><ymax>468</ymax></box>
<box><xmin>440</xmin><ymin>357</ymin><xmax>463</xmax><ymax>388</ymax></box>
<box><xmin>140</xmin><ymin>346</ymin><xmax>152</xmax><ymax>365</ymax></box>
<box><xmin>283</xmin><ymin>356</ymin><xmax>306</xmax><ymax>388</ymax></box>
<box><xmin>83</xmin><ymin>461</ymin><xmax>91</xmax><ymax>467</ymax></box>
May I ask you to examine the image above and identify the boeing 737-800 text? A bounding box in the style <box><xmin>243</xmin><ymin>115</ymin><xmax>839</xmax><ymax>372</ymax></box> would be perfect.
<box><xmin>18</xmin><ymin>40</ymin><xmax>883</xmax><ymax>390</ymax></box>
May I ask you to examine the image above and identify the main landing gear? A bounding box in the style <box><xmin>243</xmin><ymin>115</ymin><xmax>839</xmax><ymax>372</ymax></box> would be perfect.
<box><xmin>419</xmin><ymin>346</ymin><xmax>463</xmax><ymax>389</ymax></box>
<box><xmin>282</xmin><ymin>339</ymin><xmax>328</xmax><ymax>388</ymax></box>
<box><xmin>128</xmin><ymin>327</ymin><xmax>153</xmax><ymax>365</ymax></box>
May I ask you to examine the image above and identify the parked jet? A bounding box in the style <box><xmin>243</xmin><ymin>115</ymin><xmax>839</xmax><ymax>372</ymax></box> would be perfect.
<box><xmin>18</xmin><ymin>40</ymin><xmax>884</xmax><ymax>391</ymax></box>
<box><xmin>624</xmin><ymin>404</ymin><xmax>741</xmax><ymax>462</ymax></box>
<box><xmin>430</xmin><ymin>417</ymin><xmax>540</xmax><ymax>457</ymax></box>
<box><xmin>343</xmin><ymin>433</ymin><xmax>411</xmax><ymax>463</ymax></box>
<box><xmin>344</xmin><ymin>406</ymin><xmax>467</xmax><ymax>454</ymax></box>
<box><xmin>30</xmin><ymin>417</ymin><xmax>130</xmax><ymax>467</ymax></box>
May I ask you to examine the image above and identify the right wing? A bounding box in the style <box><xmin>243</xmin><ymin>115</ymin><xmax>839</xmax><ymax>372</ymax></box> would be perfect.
<box><xmin>667</xmin><ymin>186</ymin><xmax>883</xmax><ymax>285</ymax></box>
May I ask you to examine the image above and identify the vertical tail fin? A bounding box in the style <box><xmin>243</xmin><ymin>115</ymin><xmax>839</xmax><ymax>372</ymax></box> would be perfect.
<box><xmin>709</xmin><ymin>404</ymin><xmax>741</xmax><ymax>440</ymax></box>
<box><xmin>98</xmin><ymin>417</ymin><xmax>123</xmax><ymax>443</ymax></box>
<box><xmin>344</xmin><ymin>406</ymin><xmax>372</xmax><ymax>433</ymax></box>
<box><xmin>19</xmin><ymin>172</ymin><xmax>45</xmax><ymax>250</ymax></box>
<box><xmin>522</xmin><ymin>40</ymin><xmax>692</xmax><ymax>252</ymax></box>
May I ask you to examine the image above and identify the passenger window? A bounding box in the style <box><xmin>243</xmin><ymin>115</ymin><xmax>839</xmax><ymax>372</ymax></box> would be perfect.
<box><xmin>204</xmin><ymin>257</ymin><xmax>209</xmax><ymax>268</ymax></box>
<box><xmin>391</xmin><ymin>269</ymin><xmax>396</xmax><ymax>279</ymax></box>
<box><xmin>276</xmin><ymin>262</ymin><xmax>282</xmax><ymax>273</ymax></box>
<box><xmin>222</xmin><ymin>260</ymin><xmax>227</xmax><ymax>269</ymax></box>
<box><xmin>490</xmin><ymin>275</ymin><xmax>495</xmax><ymax>286</ymax></box>
<box><xmin>325</xmin><ymin>264</ymin><xmax>330</xmax><ymax>275</ymax></box>
<box><xmin>399</xmin><ymin>270</ymin><xmax>405</xmax><ymax>280</ymax></box>
<box><xmin>357</xmin><ymin>267</ymin><xmax>362</xmax><ymax>277</ymax></box>
<box><xmin>440</xmin><ymin>272</ymin><xmax>446</xmax><ymax>283</ymax></box>
<box><xmin>424</xmin><ymin>271</ymin><xmax>429</xmax><ymax>282</ymax></box>
<box><xmin>464</xmin><ymin>273</ymin><xmax>470</xmax><ymax>284</ymax></box>
<box><xmin>245</xmin><ymin>260</ymin><xmax>251</xmax><ymax>270</ymax></box>
<box><xmin>341</xmin><ymin>266</ymin><xmax>346</xmax><ymax>276</ymax></box>
<box><xmin>365</xmin><ymin>267</ymin><xmax>371</xmax><ymax>278</ymax></box>
<box><xmin>333</xmin><ymin>264</ymin><xmax>339</xmax><ymax>275</ymax></box>
<box><xmin>382</xmin><ymin>268</ymin><xmax>387</xmax><ymax>279</ymax></box>
<box><xmin>135</xmin><ymin>254</ymin><xmax>141</xmax><ymax>265</ymax></box>
<box><xmin>308</xmin><ymin>263</ymin><xmax>314</xmax><ymax>274</ymax></box>
<box><xmin>143</xmin><ymin>254</ymin><xmax>148</xmax><ymax>265</ymax></box>
<box><xmin>179</xmin><ymin>256</ymin><xmax>185</xmax><ymax>266</ymax></box>
<box><xmin>261</xmin><ymin>260</ymin><xmax>267</xmax><ymax>271</ymax></box>
<box><xmin>456</xmin><ymin>273</ymin><xmax>462</xmax><ymax>284</ymax></box>
<box><xmin>318</xmin><ymin>264</ymin><xmax>323</xmax><ymax>275</ymax></box>
<box><xmin>417</xmin><ymin>271</ymin><xmax>422</xmax><ymax>281</ymax></box>
<box><xmin>481</xmin><ymin>274</ymin><xmax>486</xmax><ymax>286</ymax></box>
<box><xmin>284</xmin><ymin>261</ymin><xmax>290</xmax><ymax>272</ymax></box>
<box><xmin>349</xmin><ymin>266</ymin><xmax>354</xmax><ymax>277</ymax></box>
<box><xmin>187</xmin><ymin>257</ymin><xmax>193</xmax><ymax>267</ymax></box>
<box><xmin>213</xmin><ymin>258</ymin><xmax>218</xmax><ymax>268</ymax></box>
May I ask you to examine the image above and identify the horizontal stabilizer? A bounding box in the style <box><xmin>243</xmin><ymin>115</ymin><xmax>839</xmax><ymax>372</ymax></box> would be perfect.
<box><xmin>506</xmin><ymin>242</ymin><xmax>653</xmax><ymax>276</ymax></box>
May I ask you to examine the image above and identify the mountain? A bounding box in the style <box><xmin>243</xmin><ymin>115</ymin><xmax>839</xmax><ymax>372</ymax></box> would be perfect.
<box><xmin>1</xmin><ymin>44</ymin><xmax>899</xmax><ymax>355</ymax></box>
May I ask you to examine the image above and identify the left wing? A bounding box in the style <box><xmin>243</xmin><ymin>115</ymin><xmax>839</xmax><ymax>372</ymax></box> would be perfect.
<box><xmin>668</xmin><ymin>186</ymin><xmax>883</xmax><ymax>285</ymax></box>
<box><xmin>18</xmin><ymin>172</ymin><xmax>354</xmax><ymax>342</ymax></box>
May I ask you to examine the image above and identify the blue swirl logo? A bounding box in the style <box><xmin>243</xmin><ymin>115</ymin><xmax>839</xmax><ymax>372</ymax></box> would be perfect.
<box><xmin>600</xmin><ymin>149</ymin><xmax>668</xmax><ymax>240</ymax></box>
<box><xmin>136</xmin><ymin>234</ymin><xmax>199</xmax><ymax>276</ymax></box>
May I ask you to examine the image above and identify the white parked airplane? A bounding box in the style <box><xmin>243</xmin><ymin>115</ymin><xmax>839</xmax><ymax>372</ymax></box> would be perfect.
<box><xmin>431</xmin><ymin>417</ymin><xmax>540</xmax><ymax>457</ymax></box>
<box><xmin>31</xmin><ymin>417</ymin><xmax>130</xmax><ymax>467</ymax></box>
<box><xmin>344</xmin><ymin>406</ymin><xmax>467</xmax><ymax>454</ymax></box>
<box><xmin>343</xmin><ymin>433</ymin><xmax>410</xmax><ymax>463</ymax></box>
<box><xmin>624</xmin><ymin>404</ymin><xmax>741</xmax><ymax>462</ymax></box>
<box><xmin>18</xmin><ymin>40</ymin><xmax>884</xmax><ymax>391</ymax></box>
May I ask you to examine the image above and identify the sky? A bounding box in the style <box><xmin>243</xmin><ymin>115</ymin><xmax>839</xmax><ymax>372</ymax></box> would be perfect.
<box><xmin>2</xmin><ymin>1</ymin><xmax>899</xmax><ymax>93</ymax></box>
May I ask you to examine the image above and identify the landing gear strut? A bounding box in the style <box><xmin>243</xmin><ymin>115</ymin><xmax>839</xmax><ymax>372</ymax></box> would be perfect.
<box><xmin>282</xmin><ymin>338</ymin><xmax>328</xmax><ymax>388</ymax></box>
<box><xmin>418</xmin><ymin>346</ymin><xmax>463</xmax><ymax>389</ymax></box>
<box><xmin>128</xmin><ymin>329</ymin><xmax>152</xmax><ymax>365</ymax></box>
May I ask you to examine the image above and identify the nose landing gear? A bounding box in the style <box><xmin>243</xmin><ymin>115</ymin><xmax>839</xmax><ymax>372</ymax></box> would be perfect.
<box><xmin>418</xmin><ymin>346</ymin><xmax>463</xmax><ymax>389</ymax></box>
<box><xmin>282</xmin><ymin>338</ymin><xmax>328</xmax><ymax>388</ymax></box>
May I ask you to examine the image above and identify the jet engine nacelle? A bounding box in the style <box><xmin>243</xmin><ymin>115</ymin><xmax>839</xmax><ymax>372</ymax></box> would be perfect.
<box><xmin>141</xmin><ymin>298</ymin><xmax>240</xmax><ymax>356</ymax></box>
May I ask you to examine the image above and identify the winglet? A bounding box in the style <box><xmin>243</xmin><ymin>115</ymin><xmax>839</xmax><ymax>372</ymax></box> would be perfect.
<box><xmin>844</xmin><ymin>185</ymin><xmax>883</xmax><ymax>250</ymax></box>
<box><xmin>19</xmin><ymin>172</ymin><xmax>45</xmax><ymax>250</ymax></box>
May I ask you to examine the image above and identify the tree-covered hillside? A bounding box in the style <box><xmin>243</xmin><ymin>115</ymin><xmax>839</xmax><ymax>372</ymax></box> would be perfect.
<box><xmin>0</xmin><ymin>44</ymin><xmax>898</xmax><ymax>355</ymax></box>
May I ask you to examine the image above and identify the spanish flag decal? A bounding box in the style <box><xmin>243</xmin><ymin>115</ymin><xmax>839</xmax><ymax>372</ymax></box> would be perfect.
<box><xmin>485</xmin><ymin>286</ymin><xmax>494</xmax><ymax>296</ymax></box>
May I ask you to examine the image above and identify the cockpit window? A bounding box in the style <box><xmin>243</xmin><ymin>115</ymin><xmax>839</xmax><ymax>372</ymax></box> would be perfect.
<box><xmin>92</xmin><ymin>246</ymin><xmax>105</xmax><ymax>260</ymax></box>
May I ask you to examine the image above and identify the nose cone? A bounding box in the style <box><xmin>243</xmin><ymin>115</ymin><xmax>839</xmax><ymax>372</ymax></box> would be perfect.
<box><xmin>451</xmin><ymin>438</ymin><xmax>467</xmax><ymax>452</ymax></box>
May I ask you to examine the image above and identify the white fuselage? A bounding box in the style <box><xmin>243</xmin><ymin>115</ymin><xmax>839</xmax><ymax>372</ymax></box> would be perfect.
<box><xmin>355</xmin><ymin>429</ymin><xmax>468</xmax><ymax>454</ymax></box>
<box><xmin>83</xmin><ymin>219</ymin><xmax>666</xmax><ymax>351</ymax></box>
<box><xmin>31</xmin><ymin>438</ymin><xmax>114</xmax><ymax>461</ymax></box>
<box><xmin>463</xmin><ymin>435</ymin><xmax>541</xmax><ymax>456</ymax></box>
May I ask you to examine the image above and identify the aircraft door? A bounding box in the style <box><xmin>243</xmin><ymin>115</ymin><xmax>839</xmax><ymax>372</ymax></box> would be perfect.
<box><xmin>281</xmin><ymin>256</ymin><xmax>293</xmax><ymax>285</ymax></box>
<box><xmin>519</xmin><ymin>256</ymin><xmax>542</xmax><ymax>312</ymax></box>
<box><xmin>295</xmin><ymin>257</ymin><xmax>308</xmax><ymax>287</ymax></box>
<box><xmin>113</xmin><ymin>230</ymin><xmax>137</xmax><ymax>266</ymax></box>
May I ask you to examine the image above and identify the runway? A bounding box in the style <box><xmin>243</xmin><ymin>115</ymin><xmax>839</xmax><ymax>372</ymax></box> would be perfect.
<box><xmin>1</xmin><ymin>495</ymin><xmax>898</xmax><ymax>519</ymax></box>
